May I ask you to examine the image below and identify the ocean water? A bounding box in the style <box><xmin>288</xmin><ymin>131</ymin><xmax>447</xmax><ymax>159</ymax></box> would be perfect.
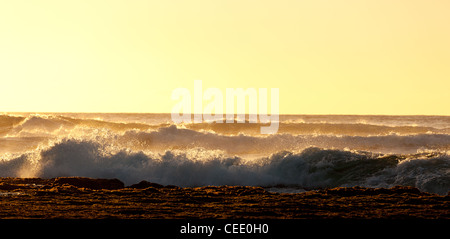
<box><xmin>0</xmin><ymin>113</ymin><xmax>449</xmax><ymax>195</ymax></box>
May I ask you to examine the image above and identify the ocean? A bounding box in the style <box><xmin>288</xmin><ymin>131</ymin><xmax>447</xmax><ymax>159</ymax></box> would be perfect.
<box><xmin>0</xmin><ymin>113</ymin><xmax>449</xmax><ymax>195</ymax></box>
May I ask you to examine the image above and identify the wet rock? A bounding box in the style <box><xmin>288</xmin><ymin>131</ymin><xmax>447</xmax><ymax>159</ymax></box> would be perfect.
<box><xmin>143</xmin><ymin>187</ymin><xmax>161</xmax><ymax>194</ymax></box>
<box><xmin>0</xmin><ymin>182</ymin><xmax>32</xmax><ymax>190</ymax></box>
<box><xmin>52</xmin><ymin>177</ymin><xmax>124</xmax><ymax>190</ymax></box>
<box><xmin>1</xmin><ymin>177</ymin><xmax>448</xmax><ymax>219</ymax></box>
<box><xmin>325</xmin><ymin>186</ymin><xmax>367</xmax><ymax>196</ymax></box>
<box><xmin>49</xmin><ymin>184</ymin><xmax>82</xmax><ymax>193</ymax></box>
<box><xmin>0</xmin><ymin>182</ymin><xmax>21</xmax><ymax>190</ymax></box>
<box><xmin>325</xmin><ymin>186</ymin><xmax>423</xmax><ymax>197</ymax></box>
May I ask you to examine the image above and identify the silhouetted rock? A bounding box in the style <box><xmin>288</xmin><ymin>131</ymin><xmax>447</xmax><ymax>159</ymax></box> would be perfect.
<box><xmin>165</xmin><ymin>185</ymin><xmax>181</xmax><ymax>189</ymax></box>
<box><xmin>0</xmin><ymin>182</ymin><xmax>22</xmax><ymax>190</ymax></box>
<box><xmin>52</xmin><ymin>177</ymin><xmax>124</xmax><ymax>190</ymax></box>
<box><xmin>0</xmin><ymin>182</ymin><xmax>34</xmax><ymax>190</ymax></box>
<box><xmin>389</xmin><ymin>186</ymin><xmax>421</xmax><ymax>195</ymax></box>
<box><xmin>238</xmin><ymin>187</ymin><xmax>267</xmax><ymax>196</ymax></box>
<box><xmin>128</xmin><ymin>180</ymin><xmax>164</xmax><ymax>189</ymax></box>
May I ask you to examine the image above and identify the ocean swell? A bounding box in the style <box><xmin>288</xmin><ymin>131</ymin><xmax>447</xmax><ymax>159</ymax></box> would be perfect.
<box><xmin>119</xmin><ymin>125</ymin><xmax>450</xmax><ymax>154</ymax></box>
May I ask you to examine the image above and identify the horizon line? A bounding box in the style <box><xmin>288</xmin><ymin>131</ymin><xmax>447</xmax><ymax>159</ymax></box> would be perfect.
<box><xmin>2</xmin><ymin>111</ymin><xmax>450</xmax><ymax>117</ymax></box>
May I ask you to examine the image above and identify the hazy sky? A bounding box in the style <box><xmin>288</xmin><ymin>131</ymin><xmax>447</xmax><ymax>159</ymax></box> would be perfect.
<box><xmin>1</xmin><ymin>0</ymin><xmax>449</xmax><ymax>114</ymax></box>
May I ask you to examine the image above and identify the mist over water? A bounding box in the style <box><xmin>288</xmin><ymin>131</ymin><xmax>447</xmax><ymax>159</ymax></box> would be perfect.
<box><xmin>0</xmin><ymin>113</ymin><xmax>449</xmax><ymax>194</ymax></box>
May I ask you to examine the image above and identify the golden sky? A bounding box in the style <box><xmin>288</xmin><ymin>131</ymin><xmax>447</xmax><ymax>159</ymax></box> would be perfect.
<box><xmin>1</xmin><ymin>0</ymin><xmax>449</xmax><ymax>115</ymax></box>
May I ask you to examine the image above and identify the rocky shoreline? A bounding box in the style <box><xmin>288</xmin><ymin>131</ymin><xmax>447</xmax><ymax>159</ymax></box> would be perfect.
<box><xmin>0</xmin><ymin>177</ymin><xmax>448</xmax><ymax>219</ymax></box>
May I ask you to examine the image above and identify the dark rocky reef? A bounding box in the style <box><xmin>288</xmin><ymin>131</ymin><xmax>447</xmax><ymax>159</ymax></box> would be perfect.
<box><xmin>52</xmin><ymin>177</ymin><xmax>124</xmax><ymax>190</ymax></box>
<box><xmin>0</xmin><ymin>177</ymin><xmax>448</xmax><ymax>219</ymax></box>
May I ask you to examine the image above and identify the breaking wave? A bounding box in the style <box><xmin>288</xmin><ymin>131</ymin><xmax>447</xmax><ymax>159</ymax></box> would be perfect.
<box><xmin>1</xmin><ymin>113</ymin><xmax>449</xmax><ymax>195</ymax></box>
<box><xmin>0</xmin><ymin>138</ymin><xmax>449</xmax><ymax>195</ymax></box>
<box><xmin>119</xmin><ymin>126</ymin><xmax>450</xmax><ymax>154</ymax></box>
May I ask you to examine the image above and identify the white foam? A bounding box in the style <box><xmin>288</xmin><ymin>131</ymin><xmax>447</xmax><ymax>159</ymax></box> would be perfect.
<box><xmin>1</xmin><ymin>139</ymin><xmax>448</xmax><ymax>194</ymax></box>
